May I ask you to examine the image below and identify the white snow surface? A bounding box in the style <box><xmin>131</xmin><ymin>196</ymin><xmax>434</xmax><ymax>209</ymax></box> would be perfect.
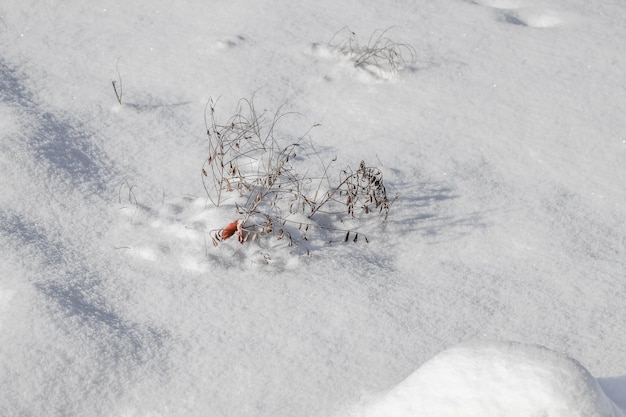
<box><xmin>346</xmin><ymin>341</ymin><xmax>624</xmax><ymax>417</ymax></box>
<box><xmin>1</xmin><ymin>0</ymin><xmax>626</xmax><ymax>416</ymax></box>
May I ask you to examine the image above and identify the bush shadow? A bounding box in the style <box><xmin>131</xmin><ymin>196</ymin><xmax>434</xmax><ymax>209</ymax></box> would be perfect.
<box><xmin>386</xmin><ymin>178</ymin><xmax>489</xmax><ymax>242</ymax></box>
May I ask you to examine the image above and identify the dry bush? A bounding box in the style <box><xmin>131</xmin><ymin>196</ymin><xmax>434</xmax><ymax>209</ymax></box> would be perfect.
<box><xmin>202</xmin><ymin>97</ymin><xmax>394</xmax><ymax>252</ymax></box>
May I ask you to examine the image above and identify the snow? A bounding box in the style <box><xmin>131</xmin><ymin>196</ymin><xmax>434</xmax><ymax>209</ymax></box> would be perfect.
<box><xmin>345</xmin><ymin>341</ymin><xmax>625</xmax><ymax>417</ymax></box>
<box><xmin>1</xmin><ymin>0</ymin><xmax>626</xmax><ymax>416</ymax></box>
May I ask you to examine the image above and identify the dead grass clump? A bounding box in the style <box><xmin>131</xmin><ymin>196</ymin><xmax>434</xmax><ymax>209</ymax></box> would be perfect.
<box><xmin>328</xmin><ymin>27</ymin><xmax>416</xmax><ymax>76</ymax></box>
<box><xmin>202</xmin><ymin>97</ymin><xmax>394</xmax><ymax>252</ymax></box>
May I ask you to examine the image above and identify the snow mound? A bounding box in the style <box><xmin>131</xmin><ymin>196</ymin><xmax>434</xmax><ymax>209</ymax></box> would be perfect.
<box><xmin>348</xmin><ymin>341</ymin><xmax>624</xmax><ymax>417</ymax></box>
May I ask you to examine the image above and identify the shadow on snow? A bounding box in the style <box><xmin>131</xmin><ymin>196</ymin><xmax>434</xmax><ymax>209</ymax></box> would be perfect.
<box><xmin>0</xmin><ymin>58</ymin><xmax>113</xmax><ymax>193</ymax></box>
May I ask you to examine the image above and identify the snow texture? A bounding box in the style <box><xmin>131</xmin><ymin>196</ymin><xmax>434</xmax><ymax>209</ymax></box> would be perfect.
<box><xmin>1</xmin><ymin>0</ymin><xmax>626</xmax><ymax>416</ymax></box>
<box><xmin>346</xmin><ymin>341</ymin><xmax>625</xmax><ymax>417</ymax></box>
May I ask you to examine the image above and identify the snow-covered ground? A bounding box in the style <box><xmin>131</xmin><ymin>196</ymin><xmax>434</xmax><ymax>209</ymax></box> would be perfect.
<box><xmin>1</xmin><ymin>0</ymin><xmax>625</xmax><ymax>416</ymax></box>
<box><xmin>346</xmin><ymin>341</ymin><xmax>625</xmax><ymax>417</ymax></box>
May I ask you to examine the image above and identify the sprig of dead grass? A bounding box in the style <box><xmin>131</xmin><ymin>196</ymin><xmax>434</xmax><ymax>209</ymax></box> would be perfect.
<box><xmin>328</xmin><ymin>27</ymin><xmax>416</xmax><ymax>76</ymax></box>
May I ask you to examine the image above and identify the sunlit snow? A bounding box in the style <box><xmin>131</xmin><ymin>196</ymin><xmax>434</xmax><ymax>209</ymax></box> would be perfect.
<box><xmin>346</xmin><ymin>341</ymin><xmax>624</xmax><ymax>417</ymax></box>
<box><xmin>1</xmin><ymin>0</ymin><xmax>625</xmax><ymax>416</ymax></box>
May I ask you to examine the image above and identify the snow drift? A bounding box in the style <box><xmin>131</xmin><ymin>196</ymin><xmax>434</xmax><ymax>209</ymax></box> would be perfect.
<box><xmin>348</xmin><ymin>341</ymin><xmax>624</xmax><ymax>417</ymax></box>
